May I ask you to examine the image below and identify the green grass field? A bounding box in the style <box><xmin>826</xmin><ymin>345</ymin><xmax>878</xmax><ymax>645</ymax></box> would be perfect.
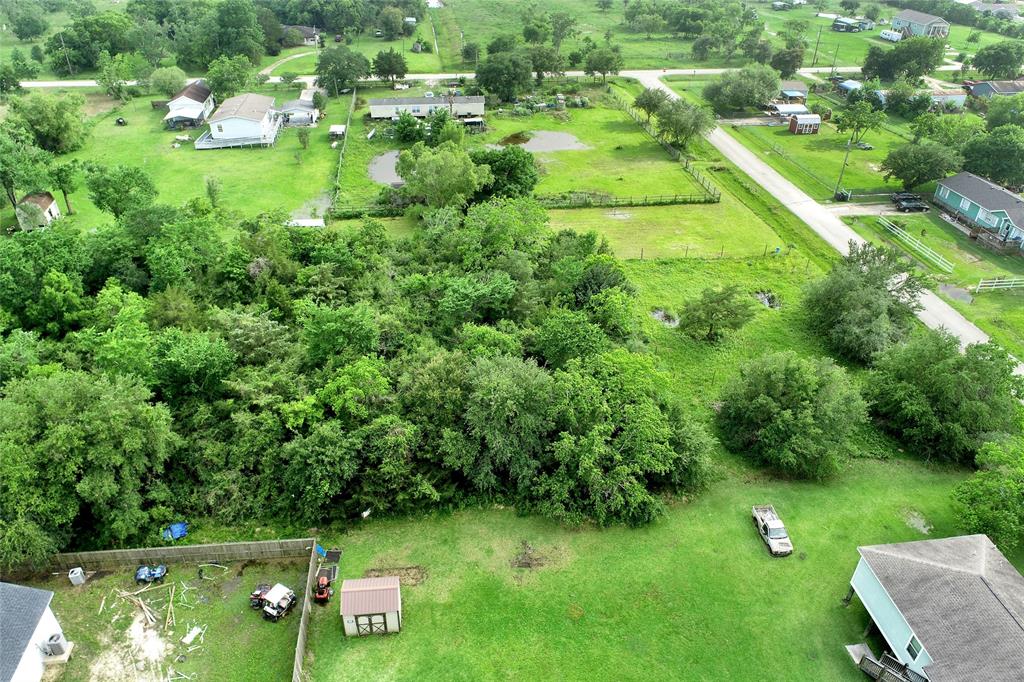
<box><xmin>268</xmin><ymin>27</ymin><xmax>446</xmax><ymax>76</ymax></box>
<box><xmin>0</xmin><ymin>87</ymin><xmax>345</xmax><ymax>230</ymax></box>
<box><xmin>847</xmin><ymin>212</ymin><xmax>1024</xmax><ymax>358</ymax></box>
<box><xmin>33</xmin><ymin>559</ymin><xmax>306</xmax><ymax>681</ymax></box>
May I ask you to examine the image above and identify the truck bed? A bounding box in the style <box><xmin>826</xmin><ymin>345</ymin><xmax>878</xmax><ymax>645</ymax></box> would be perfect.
<box><xmin>752</xmin><ymin>505</ymin><xmax>781</xmax><ymax>522</ymax></box>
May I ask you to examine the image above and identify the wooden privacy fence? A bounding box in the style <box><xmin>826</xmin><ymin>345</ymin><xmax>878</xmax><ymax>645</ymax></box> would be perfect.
<box><xmin>877</xmin><ymin>217</ymin><xmax>954</xmax><ymax>273</ymax></box>
<box><xmin>46</xmin><ymin>538</ymin><xmax>316</xmax><ymax>571</ymax></box>
<box><xmin>975</xmin><ymin>277</ymin><xmax>1024</xmax><ymax>292</ymax></box>
<box><xmin>292</xmin><ymin>542</ymin><xmax>320</xmax><ymax>682</ymax></box>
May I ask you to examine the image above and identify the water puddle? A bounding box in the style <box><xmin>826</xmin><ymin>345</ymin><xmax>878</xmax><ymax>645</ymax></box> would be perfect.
<box><xmin>368</xmin><ymin>150</ymin><xmax>403</xmax><ymax>185</ymax></box>
<box><xmin>498</xmin><ymin>130</ymin><xmax>590</xmax><ymax>152</ymax></box>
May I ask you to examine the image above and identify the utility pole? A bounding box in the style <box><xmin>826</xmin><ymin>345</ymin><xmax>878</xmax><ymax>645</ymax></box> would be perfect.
<box><xmin>59</xmin><ymin>32</ymin><xmax>74</xmax><ymax>76</ymax></box>
<box><xmin>811</xmin><ymin>26</ymin><xmax>823</xmax><ymax>67</ymax></box>
<box><xmin>833</xmin><ymin>134</ymin><xmax>855</xmax><ymax>200</ymax></box>
<box><xmin>829</xmin><ymin>44</ymin><xmax>839</xmax><ymax>79</ymax></box>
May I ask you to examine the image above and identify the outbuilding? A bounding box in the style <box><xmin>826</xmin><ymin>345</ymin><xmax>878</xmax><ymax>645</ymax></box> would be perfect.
<box><xmin>789</xmin><ymin>113</ymin><xmax>821</xmax><ymax>134</ymax></box>
<box><xmin>769</xmin><ymin>102</ymin><xmax>809</xmax><ymax>117</ymax></box>
<box><xmin>163</xmin><ymin>80</ymin><xmax>214</xmax><ymax>129</ymax></box>
<box><xmin>779</xmin><ymin>80</ymin><xmax>809</xmax><ymax>102</ymax></box>
<box><xmin>16</xmin><ymin>192</ymin><xmax>61</xmax><ymax>230</ymax></box>
<box><xmin>837</xmin><ymin>79</ymin><xmax>863</xmax><ymax>96</ymax></box>
<box><xmin>340</xmin><ymin>577</ymin><xmax>401</xmax><ymax>636</ymax></box>
<box><xmin>280</xmin><ymin>99</ymin><xmax>318</xmax><ymax>126</ymax></box>
<box><xmin>1</xmin><ymin>582</ymin><xmax>72</xmax><ymax>682</ymax></box>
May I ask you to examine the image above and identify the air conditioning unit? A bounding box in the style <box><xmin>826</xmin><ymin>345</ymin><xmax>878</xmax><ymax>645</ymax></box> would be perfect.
<box><xmin>45</xmin><ymin>633</ymin><xmax>68</xmax><ymax>657</ymax></box>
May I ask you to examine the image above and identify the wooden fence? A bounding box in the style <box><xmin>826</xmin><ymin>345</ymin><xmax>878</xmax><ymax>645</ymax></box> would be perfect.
<box><xmin>877</xmin><ymin>217</ymin><xmax>954</xmax><ymax>273</ymax></box>
<box><xmin>45</xmin><ymin>537</ymin><xmax>316</xmax><ymax>571</ymax></box>
<box><xmin>975</xmin><ymin>277</ymin><xmax>1024</xmax><ymax>292</ymax></box>
<box><xmin>292</xmin><ymin>542</ymin><xmax>320</xmax><ymax>682</ymax></box>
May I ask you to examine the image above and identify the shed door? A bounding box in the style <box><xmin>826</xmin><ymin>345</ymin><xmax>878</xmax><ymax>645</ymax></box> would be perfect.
<box><xmin>355</xmin><ymin>613</ymin><xmax>387</xmax><ymax>635</ymax></box>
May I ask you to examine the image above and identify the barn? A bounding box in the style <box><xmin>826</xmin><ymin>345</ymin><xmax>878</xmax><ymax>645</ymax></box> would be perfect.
<box><xmin>789</xmin><ymin>114</ymin><xmax>821</xmax><ymax>134</ymax></box>
<box><xmin>340</xmin><ymin>577</ymin><xmax>402</xmax><ymax>636</ymax></box>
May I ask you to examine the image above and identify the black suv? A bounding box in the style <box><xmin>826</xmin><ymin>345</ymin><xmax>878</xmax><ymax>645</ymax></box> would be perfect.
<box><xmin>895</xmin><ymin>198</ymin><xmax>929</xmax><ymax>213</ymax></box>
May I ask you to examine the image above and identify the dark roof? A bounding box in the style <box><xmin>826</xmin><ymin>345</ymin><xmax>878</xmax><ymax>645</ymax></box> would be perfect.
<box><xmin>284</xmin><ymin>25</ymin><xmax>319</xmax><ymax>39</ymax></box>
<box><xmin>858</xmin><ymin>535</ymin><xmax>1024</xmax><ymax>682</ymax></box>
<box><xmin>281</xmin><ymin>99</ymin><xmax>315</xmax><ymax>112</ymax></box>
<box><xmin>938</xmin><ymin>171</ymin><xmax>1024</xmax><ymax>227</ymax></box>
<box><xmin>210</xmin><ymin>93</ymin><xmax>275</xmax><ymax>122</ymax></box>
<box><xmin>1</xmin><ymin>582</ymin><xmax>54</xmax><ymax>682</ymax></box>
<box><xmin>975</xmin><ymin>80</ymin><xmax>1024</xmax><ymax>95</ymax></box>
<box><xmin>172</xmin><ymin>80</ymin><xmax>211</xmax><ymax>104</ymax></box>
<box><xmin>368</xmin><ymin>96</ymin><xmax>485</xmax><ymax>106</ymax></box>
<box><xmin>780</xmin><ymin>79</ymin><xmax>808</xmax><ymax>93</ymax></box>
<box><xmin>894</xmin><ymin>9</ymin><xmax>949</xmax><ymax>25</ymax></box>
<box><xmin>18</xmin><ymin>191</ymin><xmax>55</xmax><ymax>209</ymax></box>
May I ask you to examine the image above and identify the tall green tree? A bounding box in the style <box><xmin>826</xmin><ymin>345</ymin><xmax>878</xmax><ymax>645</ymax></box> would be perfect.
<box><xmin>584</xmin><ymin>46</ymin><xmax>624</xmax><ymax>82</ymax></box>
<box><xmin>881</xmin><ymin>143</ymin><xmax>963</xmax><ymax>190</ymax></box>
<box><xmin>205</xmin><ymin>54</ymin><xmax>252</xmax><ymax>100</ymax></box>
<box><xmin>0</xmin><ymin>125</ymin><xmax>51</xmax><ymax>209</ymax></box>
<box><xmin>397</xmin><ymin>141</ymin><xmax>495</xmax><ymax>208</ymax></box>
<box><xmin>634</xmin><ymin>87</ymin><xmax>669</xmax><ymax>122</ymax></box>
<box><xmin>476</xmin><ymin>50</ymin><xmax>533</xmax><ymax>102</ymax></box>
<box><xmin>86</xmin><ymin>164</ymin><xmax>158</xmax><ymax>218</ymax></box>
<box><xmin>315</xmin><ymin>46</ymin><xmax>371</xmax><ymax>96</ymax></box>
<box><xmin>973</xmin><ymin>40</ymin><xmax>1024</xmax><ymax>80</ymax></box>
<box><xmin>703</xmin><ymin>63</ymin><xmax>781</xmax><ymax>112</ymax></box>
<box><xmin>8</xmin><ymin>91</ymin><xmax>88</xmax><ymax>153</ymax></box>
<box><xmin>835</xmin><ymin>99</ymin><xmax>887</xmax><ymax>144</ymax></box>
<box><xmin>655</xmin><ymin>99</ymin><xmax>714</xmax><ymax>148</ymax></box>
<box><xmin>963</xmin><ymin>124</ymin><xmax>1024</xmax><ymax>188</ymax></box>
<box><xmin>372</xmin><ymin>48</ymin><xmax>407</xmax><ymax>83</ymax></box>
<box><xmin>679</xmin><ymin>285</ymin><xmax>755</xmax><ymax>343</ymax></box>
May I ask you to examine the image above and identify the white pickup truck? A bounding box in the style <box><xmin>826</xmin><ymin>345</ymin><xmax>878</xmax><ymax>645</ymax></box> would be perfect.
<box><xmin>752</xmin><ymin>505</ymin><xmax>794</xmax><ymax>557</ymax></box>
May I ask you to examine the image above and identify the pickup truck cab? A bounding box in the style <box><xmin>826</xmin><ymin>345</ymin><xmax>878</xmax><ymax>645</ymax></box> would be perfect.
<box><xmin>752</xmin><ymin>505</ymin><xmax>793</xmax><ymax>557</ymax></box>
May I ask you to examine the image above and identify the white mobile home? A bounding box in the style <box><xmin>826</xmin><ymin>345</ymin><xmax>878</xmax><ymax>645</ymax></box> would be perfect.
<box><xmin>340</xmin><ymin>577</ymin><xmax>402</xmax><ymax>636</ymax></box>
<box><xmin>368</xmin><ymin>95</ymin><xmax>485</xmax><ymax>119</ymax></box>
<box><xmin>163</xmin><ymin>80</ymin><xmax>214</xmax><ymax>129</ymax></box>
<box><xmin>195</xmin><ymin>93</ymin><xmax>282</xmax><ymax>149</ymax></box>
<box><xmin>1</xmin><ymin>582</ymin><xmax>72</xmax><ymax>682</ymax></box>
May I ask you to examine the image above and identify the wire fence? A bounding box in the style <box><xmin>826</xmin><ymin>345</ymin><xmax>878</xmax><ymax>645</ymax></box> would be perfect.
<box><xmin>536</xmin><ymin>191</ymin><xmax>717</xmax><ymax>208</ymax></box>
<box><xmin>329</xmin><ymin>88</ymin><xmax>359</xmax><ymax>209</ymax></box>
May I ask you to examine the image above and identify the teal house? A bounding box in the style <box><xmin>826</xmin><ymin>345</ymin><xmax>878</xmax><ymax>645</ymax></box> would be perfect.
<box><xmin>847</xmin><ymin>535</ymin><xmax>1024</xmax><ymax>681</ymax></box>
<box><xmin>934</xmin><ymin>172</ymin><xmax>1024</xmax><ymax>250</ymax></box>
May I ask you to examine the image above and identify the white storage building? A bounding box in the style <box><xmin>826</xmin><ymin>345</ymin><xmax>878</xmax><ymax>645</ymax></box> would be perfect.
<box><xmin>163</xmin><ymin>80</ymin><xmax>215</xmax><ymax>129</ymax></box>
<box><xmin>340</xmin><ymin>577</ymin><xmax>402</xmax><ymax>636</ymax></box>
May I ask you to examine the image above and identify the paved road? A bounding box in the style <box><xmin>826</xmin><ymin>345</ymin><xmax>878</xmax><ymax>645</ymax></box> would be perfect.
<box><xmin>20</xmin><ymin>63</ymin><xmax>964</xmax><ymax>89</ymax></box>
<box><xmin>631</xmin><ymin>71</ymin><xmax>991</xmax><ymax>351</ymax></box>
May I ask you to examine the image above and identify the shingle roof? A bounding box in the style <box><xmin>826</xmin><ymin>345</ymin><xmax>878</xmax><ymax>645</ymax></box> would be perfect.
<box><xmin>172</xmin><ymin>80</ymin><xmax>211</xmax><ymax>104</ymax></box>
<box><xmin>284</xmin><ymin>25</ymin><xmax>319</xmax><ymax>39</ymax></box>
<box><xmin>281</xmin><ymin>99</ymin><xmax>315</xmax><ymax>112</ymax></box>
<box><xmin>1</xmin><ymin>582</ymin><xmax>54</xmax><ymax>682</ymax></box>
<box><xmin>210</xmin><ymin>93</ymin><xmax>275</xmax><ymax>123</ymax></box>
<box><xmin>340</xmin><ymin>577</ymin><xmax>400</xmax><ymax>616</ymax></box>
<box><xmin>858</xmin><ymin>535</ymin><xmax>1024</xmax><ymax>682</ymax></box>
<box><xmin>780</xmin><ymin>79</ymin><xmax>808</xmax><ymax>93</ymax></box>
<box><xmin>18</xmin><ymin>192</ymin><xmax>55</xmax><ymax>209</ymax></box>
<box><xmin>938</xmin><ymin>172</ymin><xmax>1024</xmax><ymax>227</ymax></box>
<box><xmin>368</xmin><ymin>96</ymin><xmax>485</xmax><ymax>106</ymax></box>
<box><xmin>895</xmin><ymin>9</ymin><xmax>949</xmax><ymax>25</ymax></box>
<box><xmin>977</xmin><ymin>80</ymin><xmax>1024</xmax><ymax>95</ymax></box>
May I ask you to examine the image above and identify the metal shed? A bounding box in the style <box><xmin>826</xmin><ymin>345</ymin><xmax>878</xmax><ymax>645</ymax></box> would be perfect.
<box><xmin>340</xmin><ymin>577</ymin><xmax>401</xmax><ymax>636</ymax></box>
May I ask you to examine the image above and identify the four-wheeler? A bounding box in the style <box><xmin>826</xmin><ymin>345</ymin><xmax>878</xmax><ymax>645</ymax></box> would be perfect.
<box><xmin>135</xmin><ymin>564</ymin><xmax>167</xmax><ymax>585</ymax></box>
<box><xmin>249</xmin><ymin>583</ymin><xmax>271</xmax><ymax>609</ymax></box>
<box><xmin>896</xmin><ymin>199</ymin><xmax>930</xmax><ymax>213</ymax></box>
<box><xmin>261</xmin><ymin>583</ymin><xmax>297</xmax><ymax>621</ymax></box>
<box><xmin>752</xmin><ymin>505</ymin><xmax>794</xmax><ymax>557</ymax></box>
<box><xmin>890</xmin><ymin>192</ymin><xmax>921</xmax><ymax>203</ymax></box>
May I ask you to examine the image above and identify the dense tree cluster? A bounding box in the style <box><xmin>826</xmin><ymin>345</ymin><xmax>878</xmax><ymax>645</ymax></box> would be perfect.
<box><xmin>0</xmin><ymin>195</ymin><xmax>714</xmax><ymax>569</ymax></box>
<box><xmin>861</xmin><ymin>37</ymin><xmax>945</xmax><ymax>82</ymax></box>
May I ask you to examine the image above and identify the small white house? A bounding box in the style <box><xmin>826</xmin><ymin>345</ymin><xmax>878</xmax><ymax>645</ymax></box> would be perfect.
<box><xmin>1</xmin><ymin>582</ymin><xmax>72</xmax><ymax>682</ymax></box>
<box><xmin>163</xmin><ymin>80</ymin><xmax>214</xmax><ymax>129</ymax></box>
<box><xmin>16</xmin><ymin>192</ymin><xmax>61</xmax><ymax>230</ymax></box>
<box><xmin>283</xmin><ymin>25</ymin><xmax>320</xmax><ymax>46</ymax></box>
<box><xmin>340</xmin><ymin>577</ymin><xmax>401</xmax><ymax>636</ymax></box>
<box><xmin>195</xmin><ymin>93</ymin><xmax>281</xmax><ymax>149</ymax></box>
<box><xmin>368</xmin><ymin>95</ymin><xmax>485</xmax><ymax>119</ymax></box>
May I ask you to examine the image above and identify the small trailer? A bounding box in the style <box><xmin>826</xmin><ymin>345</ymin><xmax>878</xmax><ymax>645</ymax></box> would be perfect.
<box><xmin>752</xmin><ymin>505</ymin><xmax>794</xmax><ymax>557</ymax></box>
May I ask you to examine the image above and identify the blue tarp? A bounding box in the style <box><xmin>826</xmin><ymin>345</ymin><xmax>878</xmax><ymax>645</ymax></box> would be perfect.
<box><xmin>163</xmin><ymin>522</ymin><xmax>189</xmax><ymax>541</ymax></box>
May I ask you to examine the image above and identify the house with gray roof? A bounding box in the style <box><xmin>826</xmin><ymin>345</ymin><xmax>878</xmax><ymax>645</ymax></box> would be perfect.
<box><xmin>368</xmin><ymin>95</ymin><xmax>485</xmax><ymax>119</ymax></box>
<box><xmin>1</xmin><ymin>582</ymin><xmax>68</xmax><ymax>682</ymax></box>
<box><xmin>195</xmin><ymin>93</ymin><xmax>282</xmax><ymax>149</ymax></box>
<box><xmin>847</xmin><ymin>535</ymin><xmax>1024</xmax><ymax>681</ymax></box>
<box><xmin>891</xmin><ymin>9</ymin><xmax>950</xmax><ymax>38</ymax></box>
<box><xmin>934</xmin><ymin>171</ymin><xmax>1024</xmax><ymax>249</ymax></box>
<box><xmin>970</xmin><ymin>80</ymin><xmax>1024</xmax><ymax>98</ymax></box>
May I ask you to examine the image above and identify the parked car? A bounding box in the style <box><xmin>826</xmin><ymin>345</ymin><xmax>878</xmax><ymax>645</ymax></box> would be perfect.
<box><xmin>855</xmin><ymin>141</ymin><xmax>873</xmax><ymax>150</ymax></box>
<box><xmin>752</xmin><ymin>505</ymin><xmax>793</xmax><ymax>557</ymax></box>
<box><xmin>134</xmin><ymin>564</ymin><xmax>167</xmax><ymax>585</ymax></box>
<box><xmin>262</xmin><ymin>583</ymin><xmax>297</xmax><ymax>621</ymax></box>
<box><xmin>896</xmin><ymin>199</ymin><xmax>930</xmax><ymax>213</ymax></box>
<box><xmin>249</xmin><ymin>583</ymin><xmax>271</xmax><ymax>609</ymax></box>
<box><xmin>891</xmin><ymin>192</ymin><xmax>921</xmax><ymax>203</ymax></box>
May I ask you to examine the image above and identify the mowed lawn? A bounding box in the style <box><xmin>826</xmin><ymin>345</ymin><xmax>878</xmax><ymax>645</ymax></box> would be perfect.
<box><xmin>304</xmin><ymin>459</ymin><xmax>974</xmax><ymax>682</ymax></box>
<box><xmin>470</xmin><ymin>106</ymin><xmax>705</xmax><ymax>199</ymax></box>
<box><xmin>268</xmin><ymin>28</ymin><xmax>445</xmax><ymax>76</ymax></box>
<box><xmin>727</xmin><ymin>122</ymin><xmax>904</xmax><ymax>201</ymax></box>
<box><xmin>2</xmin><ymin>90</ymin><xmax>344</xmax><ymax>228</ymax></box>
<box><xmin>847</xmin><ymin>212</ymin><xmax>1024</xmax><ymax>359</ymax></box>
<box><xmin>33</xmin><ymin>559</ymin><xmax>307</xmax><ymax>682</ymax></box>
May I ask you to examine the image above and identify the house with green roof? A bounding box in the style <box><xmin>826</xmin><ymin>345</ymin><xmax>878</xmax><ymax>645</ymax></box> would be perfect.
<box><xmin>934</xmin><ymin>172</ymin><xmax>1024</xmax><ymax>250</ymax></box>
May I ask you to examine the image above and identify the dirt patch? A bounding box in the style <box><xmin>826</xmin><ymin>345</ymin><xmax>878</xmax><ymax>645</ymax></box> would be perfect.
<box><xmin>754</xmin><ymin>290</ymin><xmax>781</xmax><ymax>308</ymax></box>
<box><xmin>904</xmin><ymin>509</ymin><xmax>933</xmax><ymax>535</ymax></box>
<box><xmin>605</xmin><ymin>210</ymin><xmax>633</xmax><ymax>220</ymax></box>
<box><xmin>83</xmin><ymin>93</ymin><xmax>120</xmax><ymax>117</ymax></box>
<box><xmin>499</xmin><ymin>130</ymin><xmax>590</xmax><ymax>152</ymax></box>
<box><xmin>499</xmin><ymin>131</ymin><xmax>531</xmax><ymax>146</ymax></box>
<box><xmin>511</xmin><ymin>541</ymin><xmax>546</xmax><ymax>569</ymax></box>
<box><xmin>650</xmin><ymin>308</ymin><xmax>679</xmax><ymax>328</ymax></box>
<box><xmin>363</xmin><ymin>566</ymin><xmax>428</xmax><ymax>586</ymax></box>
